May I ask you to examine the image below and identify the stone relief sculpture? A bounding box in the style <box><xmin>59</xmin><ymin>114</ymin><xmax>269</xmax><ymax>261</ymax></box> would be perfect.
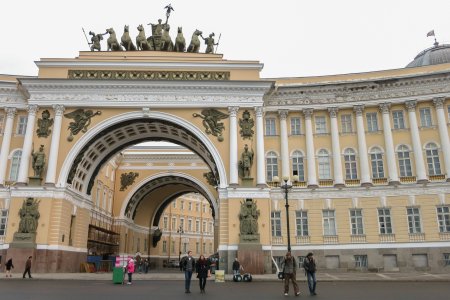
<box><xmin>64</xmin><ymin>109</ymin><xmax>102</xmax><ymax>142</ymax></box>
<box><xmin>120</xmin><ymin>172</ymin><xmax>139</xmax><ymax>191</ymax></box>
<box><xmin>18</xmin><ymin>198</ymin><xmax>40</xmax><ymax>234</ymax></box>
<box><xmin>31</xmin><ymin>145</ymin><xmax>46</xmax><ymax>178</ymax></box>
<box><xmin>36</xmin><ymin>109</ymin><xmax>54</xmax><ymax>138</ymax></box>
<box><xmin>239</xmin><ymin>110</ymin><xmax>254</xmax><ymax>140</ymax></box>
<box><xmin>238</xmin><ymin>144</ymin><xmax>254</xmax><ymax>179</ymax></box>
<box><xmin>193</xmin><ymin>109</ymin><xmax>229</xmax><ymax>142</ymax></box>
<box><xmin>239</xmin><ymin>198</ymin><xmax>260</xmax><ymax>235</ymax></box>
<box><xmin>203</xmin><ymin>171</ymin><xmax>218</xmax><ymax>186</ymax></box>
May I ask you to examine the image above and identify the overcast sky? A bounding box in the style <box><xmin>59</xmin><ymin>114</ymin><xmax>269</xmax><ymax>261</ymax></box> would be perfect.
<box><xmin>1</xmin><ymin>0</ymin><xmax>450</xmax><ymax>78</ymax></box>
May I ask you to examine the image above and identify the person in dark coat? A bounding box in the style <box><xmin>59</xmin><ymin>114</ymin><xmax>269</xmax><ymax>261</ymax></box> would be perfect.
<box><xmin>5</xmin><ymin>258</ymin><xmax>14</xmax><ymax>278</ymax></box>
<box><xmin>232</xmin><ymin>258</ymin><xmax>241</xmax><ymax>275</ymax></box>
<box><xmin>180</xmin><ymin>250</ymin><xmax>196</xmax><ymax>293</ymax></box>
<box><xmin>303</xmin><ymin>252</ymin><xmax>317</xmax><ymax>295</ymax></box>
<box><xmin>23</xmin><ymin>256</ymin><xmax>33</xmax><ymax>278</ymax></box>
<box><xmin>196</xmin><ymin>255</ymin><xmax>210</xmax><ymax>293</ymax></box>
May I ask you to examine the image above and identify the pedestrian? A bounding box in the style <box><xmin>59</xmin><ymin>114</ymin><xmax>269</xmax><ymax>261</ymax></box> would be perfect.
<box><xmin>126</xmin><ymin>258</ymin><xmax>135</xmax><ymax>285</ymax></box>
<box><xmin>232</xmin><ymin>258</ymin><xmax>241</xmax><ymax>275</ymax></box>
<box><xmin>180</xmin><ymin>250</ymin><xmax>196</xmax><ymax>293</ymax></box>
<box><xmin>144</xmin><ymin>258</ymin><xmax>149</xmax><ymax>273</ymax></box>
<box><xmin>23</xmin><ymin>256</ymin><xmax>33</xmax><ymax>278</ymax></box>
<box><xmin>196</xmin><ymin>254</ymin><xmax>210</xmax><ymax>293</ymax></box>
<box><xmin>303</xmin><ymin>252</ymin><xmax>317</xmax><ymax>296</ymax></box>
<box><xmin>281</xmin><ymin>251</ymin><xmax>300</xmax><ymax>296</ymax></box>
<box><xmin>5</xmin><ymin>258</ymin><xmax>14</xmax><ymax>278</ymax></box>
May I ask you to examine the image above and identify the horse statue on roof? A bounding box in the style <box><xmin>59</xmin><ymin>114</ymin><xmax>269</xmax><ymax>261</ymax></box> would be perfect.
<box><xmin>121</xmin><ymin>25</ymin><xmax>136</xmax><ymax>51</ymax></box>
<box><xmin>174</xmin><ymin>27</ymin><xmax>186</xmax><ymax>52</ymax></box>
<box><xmin>136</xmin><ymin>24</ymin><xmax>152</xmax><ymax>51</ymax></box>
<box><xmin>187</xmin><ymin>29</ymin><xmax>202</xmax><ymax>53</ymax></box>
<box><xmin>161</xmin><ymin>24</ymin><xmax>174</xmax><ymax>51</ymax></box>
<box><xmin>106</xmin><ymin>28</ymin><xmax>123</xmax><ymax>51</ymax></box>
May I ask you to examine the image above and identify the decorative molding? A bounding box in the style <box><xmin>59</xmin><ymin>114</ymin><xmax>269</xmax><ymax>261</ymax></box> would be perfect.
<box><xmin>302</xmin><ymin>108</ymin><xmax>313</xmax><ymax>119</ymax></box>
<box><xmin>328</xmin><ymin>107</ymin><xmax>339</xmax><ymax>118</ymax></box>
<box><xmin>68</xmin><ymin>70</ymin><xmax>230</xmax><ymax>81</ymax></box>
<box><xmin>228</xmin><ymin>106</ymin><xmax>239</xmax><ymax>117</ymax></box>
<box><xmin>433</xmin><ymin>97</ymin><xmax>446</xmax><ymax>109</ymax></box>
<box><xmin>5</xmin><ymin>107</ymin><xmax>17</xmax><ymax>118</ymax></box>
<box><xmin>405</xmin><ymin>100</ymin><xmax>417</xmax><ymax>112</ymax></box>
<box><xmin>379</xmin><ymin>102</ymin><xmax>391</xmax><ymax>114</ymax></box>
<box><xmin>353</xmin><ymin>105</ymin><xmax>364</xmax><ymax>116</ymax></box>
<box><xmin>278</xmin><ymin>110</ymin><xmax>289</xmax><ymax>120</ymax></box>
<box><xmin>27</xmin><ymin>104</ymin><xmax>38</xmax><ymax>115</ymax></box>
<box><xmin>254</xmin><ymin>106</ymin><xmax>264</xmax><ymax>117</ymax></box>
<box><xmin>53</xmin><ymin>104</ymin><xmax>65</xmax><ymax>116</ymax></box>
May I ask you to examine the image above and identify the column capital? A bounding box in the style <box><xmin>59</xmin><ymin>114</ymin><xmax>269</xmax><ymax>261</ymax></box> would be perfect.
<box><xmin>228</xmin><ymin>106</ymin><xmax>239</xmax><ymax>117</ymax></box>
<box><xmin>278</xmin><ymin>110</ymin><xmax>289</xmax><ymax>120</ymax></box>
<box><xmin>254</xmin><ymin>106</ymin><xmax>264</xmax><ymax>117</ymax></box>
<box><xmin>328</xmin><ymin>107</ymin><xmax>339</xmax><ymax>118</ymax></box>
<box><xmin>5</xmin><ymin>107</ymin><xmax>17</xmax><ymax>118</ymax></box>
<box><xmin>353</xmin><ymin>105</ymin><xmax>365</xmax><ymax>116</ymax></box>
<box><xmin>302</xmin><ymin>108</ymin><xmax>313</xmax><ymax>119</ymax></box>
<box><xmin>433</xmin><ymin>97</ymin><xmax>446</xmax><ymax>109</ymax></box>
<box><xmin>27</xmin><ymin>105</ymin><xmax>38</xmax><ymax>115</ymax></box>
<box><xmin>53</xmin><ymin>104</ymin><xmax>65</xmax><ymax>116</ymax></box>
<box><xmin>405</xmin><ymin>100</ymin><xmax>417</xmax><ymax>112</ymax></box>
<box><xmin>379</xmin><ymin>102</ymin><xmax>391</xmax><ymax>114</ymax></box>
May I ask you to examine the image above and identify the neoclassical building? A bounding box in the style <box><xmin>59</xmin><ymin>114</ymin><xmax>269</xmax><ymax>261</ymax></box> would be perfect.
<box><xmin>1</xmin><ymin>41</ymin><xmax>450</xmax><ymax>274</ymax></box>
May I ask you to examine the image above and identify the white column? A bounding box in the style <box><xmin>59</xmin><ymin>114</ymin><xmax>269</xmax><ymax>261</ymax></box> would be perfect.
<box><xmin>45</xmin><ymin>105</ymin><xmax>65</xmax><ymax>186</ymax></box>
<box><xmin>303</xmin><ymin>108</ymin><xmax>318</xmax><ymax>188</ymax></box>
<box><xmin>279</xmin><ymin>110</ymin><xmax>290</xmax><ymax>180</ymax></box>
<box><xmin>328</xmin><ymin>107</ymin><xmax>344</xmax><ymax>187</ymax></box>
<box><xmin>17</xmin><ymin>105</ymin><xmax>39</xmax><ymax>185</ymax></box>
<box><xmin>379</xmin><ymin>103</ymin><xmax>400</xmax><ymax>185</ymax></box>
<box><xmin>0</xmin><ymin>108</ymin><xmax>17</xmax><ymax>186</ymax></box>
<box><xmin>353</xmin><ymin>105</ymin><xmax>372</xmax><ymax>186</ymax></box>
<box><xmin>405</xmin><ymin>101</ymin><xmax>428</xmax><ymax>183</ymax></box>
<box><xmin>433</xmin><ymin>97</ymin><xmax>450</xmax><ymax>181</ymax></box>
<box><xmin>255</xmin><ymin>106</ymin><xmax>266</xmax><ymax>187</ymax></box>
<box><xmin>228</xmin><ymin>106</ymin><xmax>239</xmax><ymax>186</ymax></box>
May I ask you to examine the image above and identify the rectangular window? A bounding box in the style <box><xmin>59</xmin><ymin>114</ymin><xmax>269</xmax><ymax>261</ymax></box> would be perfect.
<box><xmin>0</xmin><ymin>114</ymin><xmax>5</xmax><ymax>134</ymax></box>
<box><xmin>444</xmin><ymin>253</ymin><xmax>450</xmax><ymax>266</ymax></box>
<box><xmin>163</xmin><ymin>216</ymin><xmax>168</xmax><ymax>230</ymax></box>
<box><xmin>17</xmin><ymin>116</ymin><xmax>28</xmax><ymax>135</ymax></box>
<box><xmin>437</xmin><ymin>206</ymin><xmax>450</xmax><ymax>233</ymax></box>
<box><xmin>315</xmin><ymin>116</ymin><xmax>327</xmax><ymax>134</ymax></box>
<box><xmin>354</xmin><ymin>255</ymin><xmax>368</xmax><ymax>268</ymax></box>
<box><xmin>323</xmin><ymin>210</ymin><xmax>336</xmax><ymax>236</ymax></box>
<box><xmin>188</xmin><ymin>219</ymin><xmax>192</xmax><ymax>232</ymax></box>
<box><xmin>162</xmin><ymin>241</ymin><xmax>167</xmax><ymax>253</ymax></box>
<box><xmin>196</xmin><ymin>203</ymin><xmax>200</xmax><ymax>212</ymax></box>
<box><xmin>271</xmin><ymin>211</ymin><xmax>282</xmax><ymax>236</ymax></box>
<box><xmin>172</xmin><ymin>200</ymin><xmax>176</xmax><ymax>208</ymax></box>
<box><xmin>265</xmin><ymin>118</ymin><xmax>276</xmax><ymax>136</ymax></box>
<box><xmin>419</xmin><ymin>108</ymin><xmax>432</xmax><ymax>127</ymax></box>
<box><xmin>180</xmin><ymin>200</ymin><xmax>184</xmax><ymax>210</ymax></box>
<box><xmin>392</xmin><ymin>110</ymin><xmax>405</xmax><ymax>129</ymax></box>
<box><xmin>350</xmin><ymin>209</ymin><xmax>364</xmax><ymax>235</ymax></box>
<box><xmin>378</xmin><ymin>208</ymin><xmax>393</xmax><ymax>234</ymax></box>
<box><xmin>295</xmin><ymin>210</ymin><xmax>308</xmax><ymax>236</ymax></box>
<box><xmin>188</xmin><ymin>201</ymin><xmax>192</xmax><ymax>211</ymax></box>
<box><xmin>171</xmin><ymin>240</ymin><xmax>175</xmax><ymax>253</ymax></box>
<box><xmin>0</xmin><ymin>209</ymin><xmax>8</xmax><ymax>236</ymax></box>
<box><xmin>180</xmin><ymin>218</ymin><xmax>185</xmax><ymax>231</ymax></box>
<box><xmin>290</xmin><ymin>117</ymin><xmax>301</xmax><ymax>135</ymax></box>
<box><xmin>366</xmin><ymin>112</ymin><xmax>378</xmax><ymax>132</ymax></box>
<box><xmin>203</xmin><ymin>221</ymin><xmax>207</xmax><ymax>233</ymax></box>
<box><xmin>196</xmin><ymin>220</ymin><xmax>200</xmax><ymax>233</ymax></box>
<box><xmin>340</xmin><ymin>114</ymin><xmax>353</xmax><ymax>133</ymax></box>
<box><xmin>407</xmin><ymin>207</ymin><xmax>422</xmax><ymax>233</ymax></box>
<box><xmin>171</xmin><ymin>217</ymin><xmax>176</xmax><ymax>231</ymax></box>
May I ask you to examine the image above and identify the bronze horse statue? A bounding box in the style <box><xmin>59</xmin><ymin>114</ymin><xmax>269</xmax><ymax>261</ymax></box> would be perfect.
<box><xmin>121</xmin><ymin>25</ymin><xmax>136</xmax><ymax>51</ymax></box>
<box><xmin>161</xmin><ymin>24</ymin><xmax>174</xmax><ymax>51</ymax></box>
<box><xmin>187</xmin><ymin>29</ymin><xmax>202</xmax><ymax>53</ymax></box>
<box><xmin>106</xmin><ymin>28</ymin><xmax>123</xmax><ymax>51</ymax></box>
<box><xmin>174</xmin><ymin>27</ymin><xmax>186</xmax><ymax>52</ymax></box>
<box><xmin>136</xmin><ymin>24</ymin><xmax>152</xmax><ymax>51</ymax></box>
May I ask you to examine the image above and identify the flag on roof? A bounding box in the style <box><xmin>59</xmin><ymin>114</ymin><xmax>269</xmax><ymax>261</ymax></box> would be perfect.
<box><xmin>427</xmin><ymin>30</ymin><xmax>435</xmax><ymax>37</ymax></box>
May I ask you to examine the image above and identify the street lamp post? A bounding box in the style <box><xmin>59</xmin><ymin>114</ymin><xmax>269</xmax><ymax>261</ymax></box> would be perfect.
<box><xmin>177</xmin><ymin>225</ymin><xmax>184</xmax><ymax>262</ymax></box>
<box><xmin>282</xmin><ymin>176</ymin><xmax>292</xmax><ymax>252</ymax></box>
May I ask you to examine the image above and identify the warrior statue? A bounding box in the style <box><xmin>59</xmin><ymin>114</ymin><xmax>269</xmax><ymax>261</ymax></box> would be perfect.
<box><xmin>31</xmin><ymin>145</ymin><xmax>46</xmax><ymax>178</ymax></box>
<box><xmin>18</xmin><ymin>198</ymin><xmax>40</xmax><ymax>234</ymax></box>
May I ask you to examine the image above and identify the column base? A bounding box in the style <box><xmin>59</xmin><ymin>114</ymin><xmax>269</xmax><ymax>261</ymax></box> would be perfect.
<box><xmin>44</xmin><ymin>182</ymin><xmax>56</xmax><ymax>187</ymax></box>
<box><xmin>361</xmin><ymin>182</ymin><xmax>373</xmax><ymax>187</ymax></box>
<box><xmin>417</xmin><ymin>179</ymin><xmax>429</xmax><ymax>184</ymax></box>
<box><xmin>334</xmin><ymin>183</ymin><xmax>345</xmax><ymax>188</ymax></box>
<box><xmin>388</xmin><ymin>180</ymin><xmax>400</xmax><ymax>186</ymax></box>
<box><xmin>14</xmin><ymin>182</ymin><xmax>27</xmax><ymax>187</ymax></box>
<box><xmin>256</xmin><ymin>183</ymin><xmax>268</xmax><ymax>188</ymax></box>
<box><xmin>307</xmin><ymin>184</ymin><xmax>319</xmax><ymax>189</ymax></box>
<box><xmin>228</xmin><ymin>183</ymin><xmax>239</xmax><ymax>188</ymax></box>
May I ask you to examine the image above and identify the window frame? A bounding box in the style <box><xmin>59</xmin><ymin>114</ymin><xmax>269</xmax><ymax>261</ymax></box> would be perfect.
<box><xmin>350</xmin><ymin>209</ymin><xmax>364</xmax><ymax>235</ymax></box>
<box><xmin>407</xmin><ymin>207</ymin><xmax>422</xmax><ymax>234</ymax></box>
<box><xmin>292</xmin><ymin>151</ymin><xmax>305</xmax><ymax>181</ymax></box>
<box><xmin>378</xmin><ymin>208</ymin><xmax>393</xmax><ymax>234</ymax></box>
<box><xmin>315</xmin><ymin>116</ymin><xmax>327</xmax><ymax>134</ymax></box>
<box><xmin>392</xmin><ymin>110</ymin><xmax>405</xmax><ymax>129</ymax></box>
<box><xmin>366</xmin><ymin>112</ymin><xmax>379</xmax><ymax>132</ymax></box>
<box><xmin>265</xmin><ymin>118</ymin><xmax>276</xmax><ymax>136</ymax></box>
<box><xmin>295</xmin><ymin>210</ymin><xmax>309</xmax><ymax>236</ymax></box>
<box><xmin>271</xmin><ymin>211</ymin><xmax>282</xmax><ymax>237</ymax></box>
<box><xmin>323</xmin><ymin>210</ymin><xmax>336</xmax><ymax>236</ymax></box>
<box><xmin>344</xmin><ymin>148</ymin><xmax>358</xmax><ymax>180</ymax></box>
<box><xmin>340</xmin><ymin>114</ymin><xmax>353</xmax><ymax>133</ymax></box>
<box><xmin>397</xmin><ymin>145</ymin><xmax>412</xmax><ymax>177</ymax></box>
<box><xmin>290</xmin><ymin>117</ymin><xmax>301</xmax><ymax>135</ymax></box>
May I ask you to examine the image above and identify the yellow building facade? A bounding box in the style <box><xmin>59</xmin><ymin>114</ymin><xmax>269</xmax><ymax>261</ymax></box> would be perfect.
<box><xmin>0</xmin><ymin>44</ymin><xmax>450</xmax><ymax>274</ymax></box>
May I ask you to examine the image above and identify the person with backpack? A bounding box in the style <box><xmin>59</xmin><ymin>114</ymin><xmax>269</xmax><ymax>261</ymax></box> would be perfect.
<box><xmin>303</xmin><ymin>252</ymin><xmax>317</xmax><ymax>296</ymax></box>
<box><xmin>281</xmin><ymin>251</ymin><xmax>300</xmax><ymax>296</ymax></box>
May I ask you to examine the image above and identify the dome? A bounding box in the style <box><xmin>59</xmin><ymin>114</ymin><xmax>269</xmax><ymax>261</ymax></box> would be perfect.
<box><xmin>406</xmin><ymin>44</ymin><xmax>450</xmax><ymax>68</ymax></box>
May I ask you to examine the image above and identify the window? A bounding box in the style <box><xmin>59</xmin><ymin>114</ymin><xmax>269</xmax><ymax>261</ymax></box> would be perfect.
<box><xmin>271</xmin><ymin>211</ymin><xmax>282</xmax><ymax>236</ymax></box>
<box><xmin>203</xmin><ymin>204</ymin><xmax>207</xmax><ymax>213</ymax></box>
<box><xmin>340</xmin><ymin>114</ymin><xmax>353</xmax><ymax>133</ymax></box>
<box><xmin>318</xmin><ymin>149</ymin><xmax>331</xmax><ymax>179</ymax></box>
<box><xmin>171</xmin><ymin>240</ymin><xmax>175</xmax><ymax>253</ymax></box>
<box><xmin>425</xmin><ymin>143</ymin><xmax>441</xmax><ymax>175</ymax></box>
<box><xmin>0</xmin><ymin>114</ymin><xmax>5</xmax><ymax>134</ymax></box>
<box><xmin>444</xmin><ymin>253</ymin><xmax>450</xmax><ymax>266</ymax></box>
<box><xmin>323</xmin><ymin>210</ymin><xmax>336</xmax><ymax>235</ymax></box>
<box><xmin>419</xmin><ymin>108</ymin><xmax>432</xmax><ymax>127</ymax></box>
<box><xmin>292</xmin><ymin>151</ymin><xmax>305</xmax><ymax>181</ymax></box>
<box><xmin>354</xmin><ymin>255</ymin><xmax>368</xmax><ymax>268</ymax></box>
<box><xmin>202</xmin><ymin>221</ymin><xmax>207</xmax><ymax>233</ymax></box>
<box><xmin>171</xmin><ymin>217</ymin><xmax>176</xmax><ymax>230</ymax></box>
<box><xmin>295</xmin><ymin>211</ymin><xmax>308</xmax><ymax>236</ymax></box>
<box><xmin>188</xmin><ymin>219</ymin><xmax>192</xmax><ymax>232</ymax></box>
<box><xmin>0</xmin><ymin>209</ymin><xmax>8</xmax><ymax>236</ymax></box>
<box><xmin>378</xmin><ymin>208</ymin><xmax>393</xmax><ymax>234</ymax></box>
<box><xmin>180</xmin><ymin>218</ymin><xmax>185</xmax><ymax>231</ymax></box>
<box><xmin>291</xmin><ymin>117</ymin><xmax>301</xmax><ymax>135</ymax></box>
<box><xmin>163</xmin><ymin>216</ymin><xmax>168</xmax><ymax>230</ymax></box>
<box><xmin>196</xmin><ymin>220</ymin><xmax>200</xmax><ymax>233</ymax></box>
<box><xmin>9</xmin><ymin>149</ymin><xmax>22</xmax><ymax>181</ymax></box>
<box><xmin>407</xmin><ymin>207</ymin><xmax>422</xmax><ymax>233</ymax></box>
<box><xmin>397</xmin><ymin>145</ymin><xmax>412</xmax><ymax>177</ymax></box>
<box><xmin>344</xmin><ymin>149</ymin><xmax>358</xmax><ymax>180</ymax></box>
<box><xmin>172</xmin><ymin>200</ymin><xmax>176</xmax><ymax>208</ymax></box>
<box><xmin>392</xmin><ymin>110</ymin><xmax>405</xmax><ymax>129</ymax></box>
<box><xmin>162</xmin><ymin>241</ymin><xmax>167</xmax><ymax>253</ymax></box>
<box><xmin>180</xmin><ymin>200</ymin><xmax>184</xmax><ymax>210</ymax></box>
<box><xmin>350</xmin><ymin>209</ymin><xmax>364</xmax><ymax>235</ymax></box>
<box><xmin>366</xmin><ymin>112</ymin><xmax>378</xmax><ymax>132</ymax></box>
<box><xmin>196</xmin><ymin>203</ymin><xmax>200</xmax><ymax>212</ymax></box>
<box><xmin>370</xmin><ymin>147</ymin><xmax>384</xmax><ymax>178</ymax></box>
<box><xmin>16</xmin><ymin>116</ymin><xmax>28</xmax><ymax>135</ymax></box>
<box><xmin>315</xmin><ymin>116</ymin><xmax>327</xmax><ymax>134</ymax></box>
<box><xmin>265</xmin><ymin>118</ymin><xmax>276</xmax><ymax>136</ymax></box>
<box><xmin>266</xmin><ymin>151</ymin><xmax>278</xmax><ymax>181</ymax></box>
<box><xmin>188</xmin><ymin>201</ymin><xmax>192</xmax><ymax>211</ymax></box>
<box><xmin>437</xmin><ymin>206</ymin><xmax>450</xmax><ymax>233</ymax></box>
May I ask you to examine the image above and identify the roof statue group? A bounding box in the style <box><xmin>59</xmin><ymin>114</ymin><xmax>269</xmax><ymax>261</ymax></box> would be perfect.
<box><xmin>84</xmin><ymin>4</ymin><xmax>220</xmax><ymax>54</ymax></box>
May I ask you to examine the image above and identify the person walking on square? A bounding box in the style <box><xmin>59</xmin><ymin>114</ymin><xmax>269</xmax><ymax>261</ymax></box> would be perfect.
<box><xmin>196</xmin><ymin>254</ymin><xmax>210</xmax><ymax>293</ymax></box>
<box><xmin>232</xmin><ymin>258</ymin><xmax>242</xmax><ymax>275</ymax></box>
<box><xmin>5</xmin><ymin>258</ymin><xmax>14</xmax><ymax>278</ymax></box>
<box><xmin>23</xmin><ymin>256</ymin><xmax>33</xmax><ymax>279</ymax></box>
<box><xmin>303</xmin><ymin>252</ymin><xmax>317</xmax><ymax>296</ymax></box>
<box><xmin>181</xmin><ymin>250</ymin><xmax>196</xmax><ymax>293</ymax></box>
<box><xmin>281</xmin><ymin>251</ymin><xmax>300</xmax><ymax>296</ymax></box>
<box><xmin>126</xmin><ymin>258</ymin><xmax>135</xmax><ymax>285</ymax></box>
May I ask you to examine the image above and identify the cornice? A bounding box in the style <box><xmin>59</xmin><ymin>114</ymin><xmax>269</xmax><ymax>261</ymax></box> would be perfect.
<box><xmin>0</xmin><ymin>82</ymin><xmax>27</xmax><ymax>106</ymax></box>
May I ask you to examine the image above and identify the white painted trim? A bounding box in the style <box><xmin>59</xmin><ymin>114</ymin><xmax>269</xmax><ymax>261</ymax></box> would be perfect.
<box><xmin>265</xmin><ymin>241</ymin><xmax>450</xmax><ymax>251</ymax></box>
<box><xmin>118</xmin><ymin>166</ymin><xmax>210</xmax><ymax>170</ymax></box>
<box><xmin>35</xmin><ymin>244</ymin><xmax>87</xmax><ymax>252</ymax></box>
<box><xmin>218</xmin><ymin>244</ymin><xmax>239</xmax><ymax>251</ymax></box>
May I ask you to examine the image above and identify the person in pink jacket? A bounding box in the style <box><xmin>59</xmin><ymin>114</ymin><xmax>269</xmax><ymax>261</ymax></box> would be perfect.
<box><xmin>126</xmin><ymin>258</ymin><xmax>135</xmax><ymax>285</ymax></box>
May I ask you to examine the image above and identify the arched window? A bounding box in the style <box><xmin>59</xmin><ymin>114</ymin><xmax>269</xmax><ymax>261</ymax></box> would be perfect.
<box><xmin>318</xmin><ymin>149</ymin><xmax>331</xmax><ymax>179</ymax></box>
<box><xmin>344</xmin><ymin>148</ymin><xmax>358</xmax><ymax>179</ymax></box>
<box><xmin>292</xmin><ymin>151</ymin><xmax>305</xmax><ymax>181</ymax></box>
<box><xmin>9</xmin><ymin>149</ymin><xmax>22</xmax><ymax>181</ymax></box>
<box><xmin>425</xmin><ymin>143</ymin><xmax>441</xmax><ymax>175</ymax></box>
<box><xmin>266</xmin><ymin>151</ymin><xmax>278</xmax><ymax>181</ymax></box>
<box><xmin>397</xmin><ymin>145</ymin><xmax>412</xmax><ymax>177</ymax></box>
<box><xmin>370</xmin><ymin>147</ymin><xmax>384</xmax><ymax>179</ymax></box>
